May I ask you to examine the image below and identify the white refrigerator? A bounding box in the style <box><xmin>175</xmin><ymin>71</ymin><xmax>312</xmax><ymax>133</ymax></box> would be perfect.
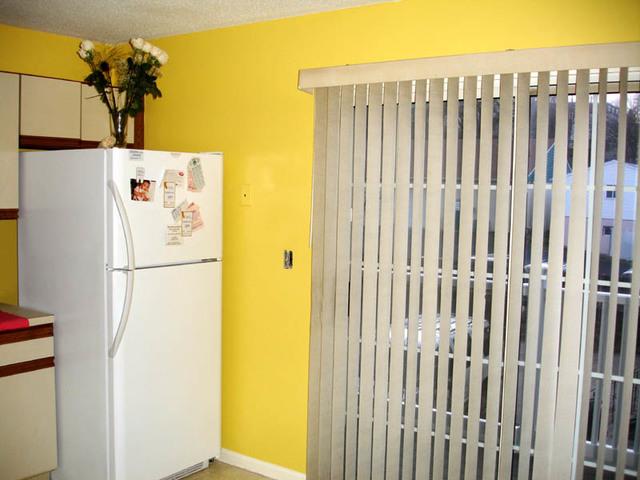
<box><xmin>18</xmin><ymin>148</ymin><xmax>222</xmax><ymax>480</ymax></box>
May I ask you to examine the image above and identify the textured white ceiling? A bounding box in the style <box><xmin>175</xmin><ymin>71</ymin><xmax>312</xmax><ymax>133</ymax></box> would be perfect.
<box><xmin>0</xmin><ymin>0</ymin><xmax>392</xmax><ymax>43</ymax></box>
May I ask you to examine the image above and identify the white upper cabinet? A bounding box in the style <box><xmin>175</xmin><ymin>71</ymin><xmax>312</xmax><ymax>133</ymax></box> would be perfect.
<box><xmin>20</xmin><ymin>75</ymin><xmax>81</xmax><ymax>139</ymax></box>
<box><xmin>0</xmin><ymin>72</ymin><xmax>19</xmax><ymax>209</ymax></box>
<box><xmin>81</xmin><ymin>84</ymin><xmax>135</xmax><ymax>144</ymax></box>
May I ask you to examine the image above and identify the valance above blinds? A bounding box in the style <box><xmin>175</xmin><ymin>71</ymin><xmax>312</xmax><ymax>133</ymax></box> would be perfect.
<box><xmin>304</xmin><ymin>43</ymin><xmax>640</xmax><ymax>480</ymax></box>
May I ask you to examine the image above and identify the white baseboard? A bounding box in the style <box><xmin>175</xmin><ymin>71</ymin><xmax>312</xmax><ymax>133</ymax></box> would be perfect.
<box><xmin>218</xmin><ymin>448</ymin><xmax>306</xmax><ymax>480</ymax></box>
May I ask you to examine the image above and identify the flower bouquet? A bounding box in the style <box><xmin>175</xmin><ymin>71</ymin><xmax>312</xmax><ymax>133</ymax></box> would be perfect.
<box><xmin>77</xmin><ymin>38</ymin><xmax>168</xmax><ymax>147</ymax></box>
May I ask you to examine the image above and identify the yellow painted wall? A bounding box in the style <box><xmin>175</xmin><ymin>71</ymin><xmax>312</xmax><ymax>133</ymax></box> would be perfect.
<box><xmin>0</xmin><ymin>23</ymin><xmax>84</xmax><ymax>80</ymax></box>
<box><xmin>144</xmin><ymin>0</ymin><xmax>640</xmax><ymax>473</ymax></box>
<box><xmin>0</xmin><ymin>221</ymin><xmax>18</xmax><ymax>304</ymax></box>
<box><xmin>0</xmin><ymin>24</ymin><xmax>82</xmax><ymax>305</ymax></box>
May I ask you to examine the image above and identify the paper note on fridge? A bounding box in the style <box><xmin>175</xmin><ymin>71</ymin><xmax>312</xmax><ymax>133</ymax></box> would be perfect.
<box><xmin>166</xmin><ymin>225</ymin><xmax>182</xmax><ymax>245</ymax></box>
<box><xmin>185</xmin><ymin>202</ymin><xmax>204</xmax><ymax>231</ymax></box>
<box><xmin>188</xmin><ymin>158</ymin><xmax>206</xmax><ymax>192</ymax></box>
<box><xmin>181</xmin><ymin>211</ymin><xmax>193</xmax><ymax>237</ymax></box>
<box><xmin>171</xmin><ymin>199</ymin><xmax>188</xmax><ymax>222</ymax></box>
<box><xmin>163</xmin><ymin>169</ymin><xmax>185</xmax><ymax>187</ymax></box>
<box><xmin>164</xmin><ymin>182</ymin><xmax>176</xmax><ymax>208</ymax></box>
<box><xmin>128</xmin><ymin>150</ymin><xmax>144</xmax><ymax>161</ymax></box>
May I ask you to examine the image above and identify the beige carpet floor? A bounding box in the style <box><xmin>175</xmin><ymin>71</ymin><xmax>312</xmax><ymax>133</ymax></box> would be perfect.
<box><xmin>185</xmin><ymin>461</ymin><xmax>269</xmax><ymax>480</ymax></box>
<box><xmin>28</xmin><ymin>462</ymin><xmax>270</xmax><ymax>480</ymax></box>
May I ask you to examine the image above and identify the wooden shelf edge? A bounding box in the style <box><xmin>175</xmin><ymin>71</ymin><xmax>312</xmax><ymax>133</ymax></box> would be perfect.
<box><xmin>20</xmin><ymin>135</ymin><xmax>83</xmax><ymax>150</ymax></box>
<box><xmin>0</xmin><ymin>356</ymin><xmax>55</xmax><ymax>377</ymax></box>
<box><xmin>20</xmin><ymin>135</ymin><xmax>138</xmax><ymax>150</ymax></box>
<box><xmin>0</xmin><ymin>209</ymin><xmax>18</xmax><ymax>220</ymax></box>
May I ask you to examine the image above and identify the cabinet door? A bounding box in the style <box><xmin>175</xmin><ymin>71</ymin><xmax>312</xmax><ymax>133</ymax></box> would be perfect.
<box><xmin>81</xmin><ymin>84</ymin><xmax>135</xmax><ymax>144</ymax></box>
<box><xmin>0</xmin><ymin>72</ymin><xmax>19</xmax><ymax>209</ymax></box>
<box><xmin>20</xmin><ymin>76</ymin><xmax>81</xmax><ymax>139</ymax></box>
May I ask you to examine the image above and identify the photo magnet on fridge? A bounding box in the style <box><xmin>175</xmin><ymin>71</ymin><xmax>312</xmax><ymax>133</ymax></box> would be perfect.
<box><xmin>130</xmin><ymin>179</ymin><xmax>156</xmax><ymax>202</ymax></box>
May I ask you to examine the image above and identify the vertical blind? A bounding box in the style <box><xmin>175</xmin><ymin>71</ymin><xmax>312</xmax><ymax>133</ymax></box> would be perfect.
<box><xmin>306</xmin><ymin>50</ymin><xmax>640</xmax><ymax>480</ymax></box>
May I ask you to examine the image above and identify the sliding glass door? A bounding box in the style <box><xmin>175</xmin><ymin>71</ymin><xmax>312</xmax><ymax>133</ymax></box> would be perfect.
<box><xmin>307</xmin><ymin>62</ymin><xmax>639</xmax><ymax>480</ymax></box>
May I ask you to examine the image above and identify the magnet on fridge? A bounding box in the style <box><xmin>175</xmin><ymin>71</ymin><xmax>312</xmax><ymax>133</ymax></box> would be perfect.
<box><xmin>171</xmin><ymin>199</ymin><xmax>188</xmax><ymax>222</ymax></box>
<box><xmin>163</xmin><ymin>169</ymin><xmax>185</xmax><ymax>187</ymax></box>
<box><xmin>181</xmin><ymin>211</ymin><xmax>193</xmax><ymax>237</ymax></box>
<box><xmin>185</xmin><ymin>202</ymin><xmax>204</xmax><ymax>231</ymax></box>
<box><xmin>130</xmin><ymin>179</ymin><xmax>156</xmax><ymax>202</ymax></box>
<box><xmin>164</xmin><ymin>182</ymin><xmax>176</xmax><ymax>208</ymax></box>
<box><xmin>129</xmin><ymin>150</ymin><xmax>144</xmax><ymax>161</ymax></box>
<box><xmin>171</xmin><ymin>200</ymin><xmax>188</xmax><ymax>223</ymax></box>
<box><xmin>188</xmin><ymin>158</ymin><xmax>206</xmax><ymax>192</ymax></box>
<box><xmin>136</xmin><ymin>167</ymin><xmax>145</xmax><ymax>183</ymax></box>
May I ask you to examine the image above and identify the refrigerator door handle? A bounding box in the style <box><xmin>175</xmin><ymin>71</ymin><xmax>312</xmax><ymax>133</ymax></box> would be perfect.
<box><xmin>107</xmin><ymin>179</ymin><xmax>136</xmax><ymax>269</ymax></box>
<box><xmin>108</xmin><ymin>180</ymin><xmax>136</xmax><ymax>357</ymax></box>
<box><xmin>109</xmin><ymin>269</ymin><xmax>134</xmax><ymax>357</ymax></box>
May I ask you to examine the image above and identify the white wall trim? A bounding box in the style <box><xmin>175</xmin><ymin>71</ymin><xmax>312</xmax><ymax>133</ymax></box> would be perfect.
<box><xmin>218</xmin><ymin>449</ymin><xmax>306</xmax><ymax>480</ymax></box>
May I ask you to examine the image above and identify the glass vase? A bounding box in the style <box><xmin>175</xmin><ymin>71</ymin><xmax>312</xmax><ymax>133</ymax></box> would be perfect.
<box><xmin>110</xmin><ymin>111</ymin><xmax>129</xmax><ymax>148</ymax></box>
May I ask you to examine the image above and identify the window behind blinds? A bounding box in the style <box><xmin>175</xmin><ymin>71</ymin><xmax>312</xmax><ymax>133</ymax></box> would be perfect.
<box><xmin>306</xmin><ymin>50</ymin><xmax>640</xmax><ymax>480</ymax></box>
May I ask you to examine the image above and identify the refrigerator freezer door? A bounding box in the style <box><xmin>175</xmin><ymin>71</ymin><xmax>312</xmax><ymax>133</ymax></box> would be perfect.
<box><xmin>108</xmin><ymin>149</ymin><xmax>222</xmax><ymax>268</ymax></box>
<box><xmin>110</xmin><ymin>261</ymin><xmax>221</xmax><ymax>480</ymax></box>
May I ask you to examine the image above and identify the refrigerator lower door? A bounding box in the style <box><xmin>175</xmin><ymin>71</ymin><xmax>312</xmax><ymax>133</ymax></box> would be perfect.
<box><xmin>110</xmin><ymin>261</ymin><xmax>221</xmax><ymax>480</ymax></box>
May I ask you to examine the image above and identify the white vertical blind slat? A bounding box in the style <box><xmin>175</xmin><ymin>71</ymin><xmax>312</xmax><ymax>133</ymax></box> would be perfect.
<box><xmin>448</xmin><ymin>75</ymin><xmax>479</xmax><ymax>480</ymax></box>
<box><xmin>551</xmin><ymin>69</ymin><xmax>591</xmax><ymax>479</ymax></box>
<box><xmin>615</xmin><ymin>120</ymin><xmax>640</xmax><ymax>479</ymax></box>
<box><xmin>498</xmin><ymin>71</ymin><xmax>531</xmax><ymax>479</ymax></box>
<box><xmin>433</xmin><ymin>76</ymin><xmax>461</xmax><ymax>480</ymax></box>
<box><xmin>532</xmin><ymin>70</ymin><xmax>570</xmax><ymax>480</ymax></box>
<box><xmin>318</xmin><ymin>86</ymin><xmax>342</xmax><ymax>480</ymax></box>
<box><xmin>483</xmin><ymin>73</ymin><xmax>514</xmax><ymax>479</ymax></box>
<box><xmin>387</xmin><ymin>80</ymin><xmax>414</xmax><ymax>480</ymax></box>
<box><xmin>401</xmin><ymin>78</ymin><xmax>427</xmax><ymax>480</ymax></box>
<box><xmin>574</xmin><ymin>69</ymin><xmax>608</xmax><ymax>480</ymax></box>
<box><xmin>517</xmin><ymin>71</ymin><xmax>550</xmax><ymax>480</ymax></box>
<box><xmin>357</xmin><ymin>83</ymin><xmax>383</xmax><ymax>480</ymax></box>
<box><xmin>307</xmin><ymin>87</ymin><xmax>329</xmax><ymax>480</ymax></box>
<box><xmin>595</xmin><ymin>67</ymin><xmax>628</xmax><ymax>480</ymax></box>
<box><xmin>330</xmin><ymin>84</ymin><xmax>355</xmax><ymax>479</ymax></box>
<box><xmin>415</xmin><ymin>78</ymin><xmax>445</xmax><ymax>480</ymax></box>
<box><xmin>371</xmin><ymin>81</ymin><xmax>399</xmax><ymax>479</ymax></box>
<box><xmin>464</xmin><ymin>74</ymin><xmax>494</xmax><ymax>480</ymax></box>
<box><xmin>344</xmin><ymin>84</ymin><xmax>367</xmax><ymax>480</ymax></box>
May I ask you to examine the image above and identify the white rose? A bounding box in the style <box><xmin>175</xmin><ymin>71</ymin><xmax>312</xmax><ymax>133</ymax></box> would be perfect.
<box><xmin>80</xmin><ymin>40</ymin><xmax>94</xmax><ymax>52</ymax></box>
<box><xmin>142</xmin><ymin>42</ymin><xmax>152</xmax><ymax>53</ymax></box>
<box><xmin>150</xmin><ymin>46</ymin><xmax>162</xmax><ymax>59</ymax></box>
<box><xmin>130</xmin><ymin>37</ymin><xmax>145</xmax><ymax>50</ymax></box>
<box><xmin>77</xmin><ymin>48</ymin><xmax>88</xmax><ymax>59</ymax></box>
<box><xmin>157</xmin><ymin>51</ymin><xmax>169</xmax><ymax>65</ymax></box>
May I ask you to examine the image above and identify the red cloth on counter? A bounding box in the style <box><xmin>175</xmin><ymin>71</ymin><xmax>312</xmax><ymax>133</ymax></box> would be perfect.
<box><xmin>0</xmin><ymin>310</ymin><xmax>30</xmax><ymax>331</ymax></box>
